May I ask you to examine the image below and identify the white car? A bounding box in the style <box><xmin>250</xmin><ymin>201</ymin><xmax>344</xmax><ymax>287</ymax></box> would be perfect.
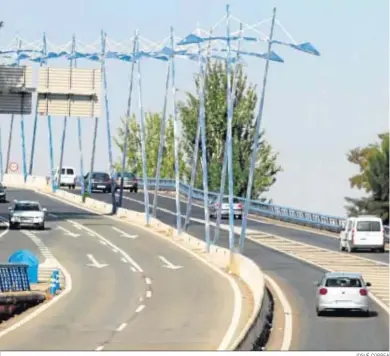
<box><xmin>340</xmin><ymin>215</ymin><xmax>385</xmax><ymax>253</ymax></box>
<box><xmin>54</xmin><ymin>166</ymin><xmax>76</xmax><ymax>189</ymax></box>
<box><xmin>315</xmin><ymin>272</ymin><xmax>371</xmax><ymax>316</ymax></box>
<box><xmin>209</xmin><ymin>196</ymin><xmax>243</xmax><ymax>220</ymax></box>
<box><xmin>9</xmin><ymin>200</ymin><xmax>47</xmax><ymax>230</ymax></box>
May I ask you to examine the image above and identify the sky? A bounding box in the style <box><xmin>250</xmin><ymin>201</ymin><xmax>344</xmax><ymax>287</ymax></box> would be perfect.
<box><xmin>0</xmin><ymin>0</ymin><xmax>388</xmax><ymax>217</ymax></box>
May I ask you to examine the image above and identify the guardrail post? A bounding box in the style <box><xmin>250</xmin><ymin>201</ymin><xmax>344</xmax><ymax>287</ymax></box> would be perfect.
<box><xmin>49</xmin><ymin>270</ymin><xmax>57</xmax><ymax>295</ymax></box>
<box><xmin>54</xmin><ymin>269</ymin><xmax>60</xmax><ymax>291</ymax></box>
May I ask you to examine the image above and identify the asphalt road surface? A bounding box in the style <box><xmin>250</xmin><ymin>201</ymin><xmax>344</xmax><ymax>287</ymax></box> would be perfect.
<box><xmin>0</xmin><ymin>189</ymin><xmax>237</xmax><ymax>351</ymax></box>
<box><xmin>76</xmin><ymin>189</ymin><xmax>390</xmax><ymax>351</ymax></box>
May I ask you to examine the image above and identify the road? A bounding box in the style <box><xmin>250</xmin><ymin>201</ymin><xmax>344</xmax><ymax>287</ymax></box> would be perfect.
<box><xmin>76</xmin><ymin>189</ymin><xmax>390</xmax><ymax>351</ymax></box>
<box><xmin>0</xmin><ymin>189</ymin><xmax>238</xmax><ymax>351</ymax></box>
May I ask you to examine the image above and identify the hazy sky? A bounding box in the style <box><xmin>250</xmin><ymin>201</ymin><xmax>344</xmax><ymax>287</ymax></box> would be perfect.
<box><xmin>0</xmin><ymin>0</ymin><xmax>388</xmax><ymax>217</ymax></box>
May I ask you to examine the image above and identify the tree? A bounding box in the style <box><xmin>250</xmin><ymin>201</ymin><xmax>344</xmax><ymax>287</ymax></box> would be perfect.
<box><xmin>114</xmin><ymin>112</ymin><xmax>186</xmax><ymax>179</ymax></box>
<box><xmin>345</xmin><ymin>133</ymin><xmax>389</xmax><ymax>224</ymax></box>
<box><xmin>179</xmin><ymin>61</ymin><xmax>282</xmax><ymax>198</ymax></box>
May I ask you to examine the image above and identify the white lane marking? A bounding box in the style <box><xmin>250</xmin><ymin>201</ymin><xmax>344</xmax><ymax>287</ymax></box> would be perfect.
<box><xmin>139</xmin><ymin>296</ymin><xmax>143</xmax><ymax>302</ymax></box>
<box><xmin>158</xmin><ymin>255</ymin><xmax>183</xmax><ymax>270</ymax></box>
<box><xmin>116</xmin><ymin>322</ymin><xmax>127</xmax><ymax>332</ymax></box>
<box><xmin>264</xmin><ymin>274</ymin><xmax>293</xmax><ymax>351</ymax></box>
<box><xmin>95</xmin><ymin>345</ymin><xmax>104</xmax><ymax>351</ymax></box>
<box><xmin>0</xmin><ymin>230</ymin><xmax>73</xmax><ymax>341</ymax></box>
<box><xmin>130</xmin><ymin>266</ymin><xmax>137</xmax><ymax>272</ymax></box>
<box><xmin>57</xmin><ymin>226</ymin><xmax>80</xmax><ymax>238</ymax></box>
<box><xmin>135</xmin><ymin>305</ymin><xmax>145</xmax><ymax>313</ymax></box>
<box><xmin>121</xmin><ymin>257</ymin><xmax>127</xmax><ymax>263</ymax></box>
<box><xmin>146</xmin><ymin>290</ymin><xmax>152</xmax><ymax>298</ymax></box>
<box><xmin>67</xmin><ymin>219</ymin><xmax>143</xmax><ymax>273</ymax></box>
<box><xmin>99</xmin><ymin>240</ymin><xmax>107</xmax><ymax>246</ymax></box>
<box><xmin>145</xmin><ymin>277</ymin><xmax>152</xmax><ymax>285</ymax></box>
<box><xmin>88</xmin><ymin>232</ymin><xmax>95</xmax><ymax>237</ymax></box>
<box><xmin>86</xmin><ymin>254</ymin><xmax>109</xmax><ymax>269</ymax></box>
<box><xmin>35</xmin><ymin>189</ymin><xmax>243</xmax><ymax>349</ymax></box>
<box><xmin>49</xmin><ymin>213</ymin><xmax>59</xmax><ymax>218</ymax></box>
<box><xmin>111</xmin><ymin>226</ymin><xmax>138</xmax><ymax>239</ymax></box>
<box><xmin>0</xmin><ymin>216</ymin><xmax>10</xmax><ymax>240</ymax></box>
<box><xmin>112</xmin><ymin>248</ymin><xmax>118</xmax><ymax>253</ymax></box>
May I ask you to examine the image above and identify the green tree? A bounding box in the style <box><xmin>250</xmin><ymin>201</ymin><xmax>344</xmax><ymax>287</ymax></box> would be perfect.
<box><xmin>179</xmin><ymin>61</ymin><xmax>282</xmax><ymax>198</ymax></box>
<box><xmin>114</xmin><ymin>112</ymin><xmax>186</xmax><ymax>178</ymax></box>
<box><xmin>345</xmin><ymin>133</ymin><xmax>389</xmax><ymax>224</ymax></box>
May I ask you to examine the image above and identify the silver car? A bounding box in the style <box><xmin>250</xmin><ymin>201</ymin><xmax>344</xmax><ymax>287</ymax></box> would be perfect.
<box><xmin>315</xmin><ymin>272</ymin><xmax>371</xmax><ymax>316</ymax></box>
<box><xmin>9</xmin><ymin>200</ymin><xmax>47</xmax><ymax>230</ymax></box>
<box><xmin>209</xmin><ymin>196</ymin><xmax>243</xmax><ymax>220</ymax></box>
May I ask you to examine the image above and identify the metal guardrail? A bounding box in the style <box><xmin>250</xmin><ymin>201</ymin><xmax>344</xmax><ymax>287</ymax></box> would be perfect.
<box><xmin>74</xmin><ymin>175</ymin><xmax>389</xmax><ymax>236</ymax></box>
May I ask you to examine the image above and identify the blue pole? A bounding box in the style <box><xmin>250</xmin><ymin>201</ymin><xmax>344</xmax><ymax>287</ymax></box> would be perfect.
<box><xmin>29</xmin><ymin>33</ymin><xmax>47</xmax><ymax>175</ymax></box>
<box><xmin>20</xmin><ymin>111</ymin><xmax>27</xmax><ymax>183</ymax></box>
<box><xmin>239</xmin><ymin>8</ymin><xmax>277</xmax><ymax>252</ymax></box>
<box><xmin>57</xmin><ymin>34</ymin><xmax>75</xmax><ymax>189</ymax></box>
<box><xmin>225</xmin><ymin>4</ymin><xmax>235</xmax><ymax>251</ymax></box>
<box><xmin>47</xmin><ymin>116</ymin><xmax>56</xmax><ymax>192</ymax></box>
<box><xmin>152</xmin><ymin>62</ymin><xmax>170</xmax><ymax>218</ymax></box>
<box><xmin>119</xmin><ymin>32</ymin><xmax>137</xmax><ymax>207</ymax></box>
<box><xmin>0</xmin><ymin>126</ymin><xmax>3</xmax><ymax>180</ymax></box>
<box><xmin>77</xmin><ymin>118</ymin><xmax>85</xmax><ymax>196</ymax></box>
<box><xmin>214</xmin><ymin>23</ymin><xmax>244</xmax><ymax>244</ymax></box>
<box><xmin>184</xmin><ymin>29</ymin><xmax>213</xmax><ymax>232</ymax></box>
<box><xmin>198</xmin><ymin>49</ymin><xmax>211</xmax><ymax>251</ymax></box>
<box><xmin>170</xmin><ymin>26</ymin><xmax>182</xmax><ymax>235</ymax></box>
<box><xmin>5</xmin><ymin>38</ymin><xmax>22</xmax><ymax>175</ymax></box>
<box><xmin>88</xmin><ymin>117</ymin><xmax>99</xmax><ymax>194</ymax></box>
<box><xmin>101</xmin><ymin>31</ymin><xmax>116</xmax><ymax>213</ymax></box>
<box><xmin>135</xmin><ymin>31</ymin><xmax>150</xmax><ymax>225</ymax></box>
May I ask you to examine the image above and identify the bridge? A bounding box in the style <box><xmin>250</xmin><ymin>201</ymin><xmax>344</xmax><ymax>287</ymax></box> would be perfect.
<box><xmin>0</xmin><ymin>3</ymin><xmax>388</xmax><ymax>352</ymax></box>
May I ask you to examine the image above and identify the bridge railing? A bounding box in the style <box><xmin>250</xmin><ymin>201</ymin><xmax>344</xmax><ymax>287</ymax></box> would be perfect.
<box><xmin>75</xmin><ymin>175</ymin><xmax>388</xmax><ymax>237</ymax></box>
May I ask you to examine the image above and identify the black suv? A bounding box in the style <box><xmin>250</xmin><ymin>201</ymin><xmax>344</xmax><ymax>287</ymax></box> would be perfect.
<box><xmin>84</xmin><ymin>172</ymin><xmax>112</xmax><ymax>193</ymax></box>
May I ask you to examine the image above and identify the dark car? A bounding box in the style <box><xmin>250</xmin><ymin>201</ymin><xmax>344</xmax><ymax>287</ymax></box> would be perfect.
<box><xmin>115</xmin><ymin>172</ymin><xmax>138</xmax><ymax>193</ymax></box>
<box><xmin>0</xmin><ymin>183</ymin><xmax>6</xmax><ymax>202</ymax></box>
<box><xmin>84</xmin><ymin>172</ymin><xmax>112</xmax><ymax>193</ymax></box>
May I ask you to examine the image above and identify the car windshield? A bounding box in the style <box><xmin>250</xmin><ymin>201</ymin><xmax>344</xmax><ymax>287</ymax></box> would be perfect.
<box><xmin>325</xmin><ymin>277</ymin><xmax>362</xmax><ymax>288</ymax></box>
<box><xmin>61</xmin><ymin>168</ymin><xmax>74</xmax><ymax>175</ymax></box>
<box><xmin>14</xmin><ymin>203</ymin><xmax>40</xmax><ymax>212</ymax></box>
<box><xmin>222</xmin><ymin>197</ymin><xmax>240</xmax><ymax>204</ymax></box>
<box><xmin>92</xmin><ymin>173</ymin><xmax>109</xmax><ymax>180</ymax></box>
<box><xmin>356</xmin><ymin>221</ymin><xmax>381</xmax><ymax>232</ymax></box>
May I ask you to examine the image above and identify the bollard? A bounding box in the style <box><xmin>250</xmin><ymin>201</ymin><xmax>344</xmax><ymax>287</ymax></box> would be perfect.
<box><xmin>49</xmin><ymin>271</ymin><xmax>57</xmax><ymax>295</ymax></box>
<box><xmin>54</xmin><ymin>269</ymin><xmax>60</xmax><ymax>291</ymax></box>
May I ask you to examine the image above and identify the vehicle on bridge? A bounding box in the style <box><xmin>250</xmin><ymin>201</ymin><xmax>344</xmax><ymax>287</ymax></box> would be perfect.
<box><xmin>114</xmin><ymin>172</ymin><xmax>138</xmax><ymax>193</ymax></box>
<box><xmin>339</xmin><ymin>215</ymin><xmax>385</xmax><ymax>253</ymax></box>
<box><xmin>0</xmin><ymin>183</ymin><xmax>6</xmax><ymax>202</ymax></box>
<box><xmin>209</xmin><ymin>196</ymin><xmax>243</xmax><ymax>220</ymax></box>
<box><xmin>315</xmin><ymin>272</ymin><xmax>371</xmax><ymax>316</ymax></box>
<box><xmin>84</xmin><ymin>172</ymin><xmax>112</xmax><ymax>193</ymax></box>
<box><xmin>54</xmin><ymin>166</ymin><xmax>76</xmax><ymax>189</ymax></box>
<box><xmin>8</xmin><ymin>200</ymin><xmax>47</xmax><ymax>230</ymax></box>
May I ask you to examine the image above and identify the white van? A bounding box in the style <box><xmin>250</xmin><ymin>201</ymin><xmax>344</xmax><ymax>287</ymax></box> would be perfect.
<box><xmin>340</xmin><ymin>215</ymin><xmax>385</xmax><ymax>253</ymax></box>
<box><xmin>54</xmin><ymin>166</ymin><xmax>76</xmax><ymax>189</ymax></box>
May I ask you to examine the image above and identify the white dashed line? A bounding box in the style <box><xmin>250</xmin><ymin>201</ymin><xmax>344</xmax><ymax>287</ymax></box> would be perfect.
<box><xmin>130</xmin><ymin>266</ymin><xmax>137</xmax><ymax>272</ymax></box>
<box><xmin>139</xmin><ymin>296</ymin><xmax>143</xmax><ymax>302</ymax></box>
<box><xmin>112</xmin><ymin>248</ymin><xmax>118</xmax><ymax>253</ymax></box>
<box><xmin>88</xmin><ymin>232</ymin><xmax>95</xmax><ymax>236</ymax></box>
<box><xmin>146</xmin><ymin>290</ymin><xmax>152</xmax><ymax>298</ymax></box>
<box><xmin>95</xmin><ymin>345</ymin><xmax>104</xmax><ymax>351</ymax></box>
<box><xmin>116</xmin><ymin>323</ymin><xmax>127</xmax><ymax>332</ymax></box>
<box><xmin>99</xmin><ymin>240</ymin><xmax>107</xmax><ymax>245</ymax></box>
<box><xmin>135</xmin><ymin>305</ymin><xmax>145</xmax><ymax>313</ymax></box>
<box><xmin>121</xmin><ymin>257</ymin><xmax>127</xmax><ymax>263</ymax></box>
<box><xmin>145</xmin><ymin>277</ymin><xmax>152</xmax><ymax>285</ymax></box>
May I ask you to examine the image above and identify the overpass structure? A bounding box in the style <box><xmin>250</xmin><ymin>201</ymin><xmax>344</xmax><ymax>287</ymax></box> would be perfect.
<box><xmin>1</xmin><ymin>3</ymin><xmax>389</xmax><ymax>352</ymax></box>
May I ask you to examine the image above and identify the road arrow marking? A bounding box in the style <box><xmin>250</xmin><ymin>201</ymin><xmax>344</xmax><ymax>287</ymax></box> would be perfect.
<box><xmin>112</xmin><ymin>226</ymin><xmax>138</xmax><ymax>239</ymax></box>
<box><xmin>86</xmin><ymin>254</ymin><xmax>109</xmax><ymax>269</ymax></box>
<box><xmin>57</xmin><ymin>226</ymin><xmax>80</xmax><ymax>238</ymax></box>
<box><xmin>158</xmin><ymin>255</ymin><xmax>183</xmax><ymax>270</ymax></box>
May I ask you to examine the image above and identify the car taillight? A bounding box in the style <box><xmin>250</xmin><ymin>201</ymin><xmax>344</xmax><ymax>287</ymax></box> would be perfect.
<box><xmin>351</xmin><ymin>228</ymin><xmax>355</xmax><ymax>243</ymax></box>
<box><xmin>319</xmin><ymin>288</ymin><xmax>327</xmax><ymax>295</ymax></box>
<box><xmin>216</xmin><ymin>203</ymin><xmax>220</xmax><ymax>207</ymax></box>
<box><xmin>359</xmin><ymin>288</ymin><xmax>367</xmax><ymax>296</ymax></box>
<box><xmin>106</xmin><ymin>179</ymin><xmax>111</xmax><ymax>183</ymax></box>
<box><xmin>237</xmin><ymin>203</ymin><xmax>242</xmax><ymax>208</ymax></box>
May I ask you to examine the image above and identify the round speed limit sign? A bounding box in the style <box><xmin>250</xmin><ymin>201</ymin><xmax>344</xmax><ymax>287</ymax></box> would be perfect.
<box><xmin>9</xmin><ymin>162</ymin><xmax>19</xmax><ymax>172</ymax></box>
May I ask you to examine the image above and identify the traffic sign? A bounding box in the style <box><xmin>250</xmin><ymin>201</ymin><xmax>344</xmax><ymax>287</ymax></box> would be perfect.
<box><xmin>8</xmin><ymin>162</ymin><xmax>18</xmax><ymax>172</ymax></box>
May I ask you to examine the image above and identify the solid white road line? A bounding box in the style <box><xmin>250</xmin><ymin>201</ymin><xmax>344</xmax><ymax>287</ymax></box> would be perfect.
<box><xmin>135</xmin><ymin>305</ymin><xmax>145</xmax><ymax>313</ymax></box>
<box><xmin>264</xmin><ymin>274</ymin><xmax>293</xmax><ymax>351</ymax></box>
<box><xmin>146</xmin><ymin>290</ymin><xmax>152</xmax><ymax>298</ymax></box>
<box><xmin>116</xmin><ymin>323</ymin><xmax>127</xmax><ymax>332</ymax></box>
<box><xmin>0</xmin><ymin>216</ymin><xmax>10</xmax><ymax>240</ymax></box>
<box><xmin>95</xmin><ymin>345</ymin><xmax>104</xmax><ymax>351</ymax></box>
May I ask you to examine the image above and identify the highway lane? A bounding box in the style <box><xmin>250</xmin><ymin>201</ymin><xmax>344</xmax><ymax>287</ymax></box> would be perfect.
<box><xmin>110</xmin><ymin>191</ymin><xmax>389</xmax><ymax>264</ymax></box>
<box><xmin>0</xmin><ymin>189</ymin><xmax>238</xmax><ymax>351</ymax></box>
<box><xmin>76</xmin><ymin>189</ymin><xmax>390</xmax><ymax>351</ymax></box>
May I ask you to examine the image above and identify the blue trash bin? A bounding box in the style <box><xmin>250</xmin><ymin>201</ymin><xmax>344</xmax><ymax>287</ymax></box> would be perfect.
<box><xmin>8</xmin><ymin>250</ymin><xmax>39</xmax><ymax>284</ymax></box>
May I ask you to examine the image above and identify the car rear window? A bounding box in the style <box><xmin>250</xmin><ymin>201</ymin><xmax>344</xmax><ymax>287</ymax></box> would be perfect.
<box><xmin>325</xmin><ymin>277</ymin><xmax>362</xmax><ymax>288</ymax></box>
<box><xmin>93</xmin><ymin>173</ymin><xmax>109</xmax><ymax>180</ymax></box>
<box><xmin>66</xmin><ymin>168</ymin><xmax>74</xmax><ymax>175</ymax></box>
<box><xmin>356</xmin><ymin>221</ymin><xmax>381</xmax><ymax>232</ymax></box>
<box><xmin>222</xmin><ymin>198</ymin><xmax>241</xmax><ymax>203</ymax></box>
<box><xmin>14</xmin><ymin>204</ymin><xmax>40</xmax><ymax>212</ymax></box>
<box><xmin>117</xmin><ymin>172</ymin><xmax>135</xmax><ymax>179</ymax></box>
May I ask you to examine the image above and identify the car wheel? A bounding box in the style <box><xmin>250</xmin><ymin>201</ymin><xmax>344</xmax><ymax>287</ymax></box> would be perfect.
<box><xmin>339</xmin><ymin>244</ymin><xmax>345</xmax><ymax>251</ymax></box>
<box><xmin>134</xmin><ymin>189</ymin><xmax>138</xmax><ymax>193</ymax></box>
<box><xmin>316</xmin><ymin>308</ymin><xmax>322</xmax><ymax>316</ymax></box>
<box><xmin>38</xmin><ymin>223</ymin><xmax>45</xmax><ymax>230</ymax></box>
<box><xmin>378</xmin><ymin>247</ymin><xmax>385</xmax><ymax>253</ymax></box>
